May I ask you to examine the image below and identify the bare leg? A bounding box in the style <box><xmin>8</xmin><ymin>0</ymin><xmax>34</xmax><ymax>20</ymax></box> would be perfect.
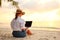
<box><xmin>26</xmin><ymin>27</ymin><xmax>32</xmax><ymax>35</ymax></box>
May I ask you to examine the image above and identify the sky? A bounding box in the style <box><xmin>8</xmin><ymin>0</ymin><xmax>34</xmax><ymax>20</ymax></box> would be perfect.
<box><xmin>2</xmin><ymin>0</ymin><xmax>60</xmax><ymax>12</ymax></box>
<box><xmin>0</xmin><ymin>0</ymin><xmax>60</xmax><ymax>27</ymax></box>
<box><xmin>15</xmin><ymin>0</ymin><xmax>60</xmax><ymax>12</ymax></box>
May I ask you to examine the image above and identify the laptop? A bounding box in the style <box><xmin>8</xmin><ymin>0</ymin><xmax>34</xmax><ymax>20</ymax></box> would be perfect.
<box><xmin>25</xmin><ymin>21</ymin><xmax>32</xmax><ymax>27</ymax></box>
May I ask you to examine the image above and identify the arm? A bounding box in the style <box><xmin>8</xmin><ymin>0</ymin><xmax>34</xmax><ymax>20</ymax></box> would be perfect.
<box><xmin>20</xmin><ymin>22</ymin><xmax>26</xmax><ymax>30</ymax></box>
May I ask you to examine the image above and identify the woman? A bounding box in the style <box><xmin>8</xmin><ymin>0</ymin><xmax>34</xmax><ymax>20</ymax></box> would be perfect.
<box><xmin>11</xmin><ymin>9</ymin><xmax>26</xmax><ymax>38</ymax></box>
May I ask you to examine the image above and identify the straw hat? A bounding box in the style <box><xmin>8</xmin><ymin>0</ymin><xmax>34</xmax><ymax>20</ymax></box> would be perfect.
<box><xmin>16</xmin><ymin>9</ymin><xmax>25</xmax><ymax>15</ymax></box>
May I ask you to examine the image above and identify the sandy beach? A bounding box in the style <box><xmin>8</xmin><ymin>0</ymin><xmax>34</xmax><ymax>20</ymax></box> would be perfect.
<box><xmin>0</xmin><ymin>28</ymin><xmax>60</xmax><ymax>40</ymax></box>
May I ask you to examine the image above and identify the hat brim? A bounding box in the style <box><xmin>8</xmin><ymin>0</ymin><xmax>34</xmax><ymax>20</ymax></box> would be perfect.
<box><xmin>16</xmin><ymin>12</ymin><xmax>25</xmax><ymax>15</ymax></box>
<box><xmin>22</xmin><ymin>12</ymin><xmax>25</xmax><ymax>15</ymax></box>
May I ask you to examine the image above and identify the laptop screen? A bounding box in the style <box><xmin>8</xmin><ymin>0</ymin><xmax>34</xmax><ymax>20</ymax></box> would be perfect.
<box><xmin>25</xmin><ymin>21</ymin><xmax>32</xmax><ymax>27</ymax></box>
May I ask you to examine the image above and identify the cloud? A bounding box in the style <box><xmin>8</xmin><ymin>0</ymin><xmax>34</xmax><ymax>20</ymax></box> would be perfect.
<box><xmin>18</xmin><ymin>0</ymin><xmax>60</xmax><ymax>12</ymax></box>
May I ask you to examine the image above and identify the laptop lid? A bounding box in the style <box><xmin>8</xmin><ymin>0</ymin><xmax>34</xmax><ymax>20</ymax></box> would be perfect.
<box><xmin>25</xmin><ymin>21</ymin><xmax>32</xmax><ymax>27</ymax></box>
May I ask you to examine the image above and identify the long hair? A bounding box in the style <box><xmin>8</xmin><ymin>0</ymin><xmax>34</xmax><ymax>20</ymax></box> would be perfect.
<box><xmin>15</xmin><ymin>9</ymin><xmax>22</xmax><ymax>20</ymax></box>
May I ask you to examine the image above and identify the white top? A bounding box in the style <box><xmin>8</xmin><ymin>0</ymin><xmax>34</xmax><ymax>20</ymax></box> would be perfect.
<box><xmin>11</xmin><ymin>16</ymin><xmax>26</xmax><ymax>31</ymax></box>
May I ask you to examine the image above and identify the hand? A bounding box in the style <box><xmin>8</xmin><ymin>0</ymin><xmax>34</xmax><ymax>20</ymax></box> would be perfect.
<box><xmin>21</xmin><ymin>27</ymin><xmax>26</xmax><ymax>30</ymax></box>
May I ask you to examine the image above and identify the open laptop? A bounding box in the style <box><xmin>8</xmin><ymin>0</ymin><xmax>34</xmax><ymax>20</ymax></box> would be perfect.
<box><xmin>25</xmin><ymin>21</ymin><xmax>32</xmax><ymax>27</ymax></box>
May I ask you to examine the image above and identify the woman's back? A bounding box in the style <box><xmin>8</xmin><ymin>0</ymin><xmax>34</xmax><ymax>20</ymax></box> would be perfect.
<box><xmin>11</xmin><ymin>18</ymin><xmax>21</xmax><ymax>31</ymax></box>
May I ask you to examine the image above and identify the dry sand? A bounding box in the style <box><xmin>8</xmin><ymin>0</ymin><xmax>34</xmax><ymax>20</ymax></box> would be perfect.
<box><xmin>0</xmin><ymin>28</ymin><xmax>60</xmax><ymax>40</ymax></box>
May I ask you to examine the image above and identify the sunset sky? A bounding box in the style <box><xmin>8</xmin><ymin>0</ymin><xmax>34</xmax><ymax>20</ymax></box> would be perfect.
<box><xmin>0</xmin><ymin>0</ymin><xmax>60</xmax><ymax>27</ymax></box>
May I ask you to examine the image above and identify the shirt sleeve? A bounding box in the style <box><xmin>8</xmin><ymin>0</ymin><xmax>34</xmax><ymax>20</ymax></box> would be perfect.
<box><xmin>18</xmin><ymin>19</ymin><xmax>26</xmax><ymax>28</ymax></box>
<box><xmin>20</xmin><ymin>21</ymin><xmax>25</xmax><ymax>27</ymax></box>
